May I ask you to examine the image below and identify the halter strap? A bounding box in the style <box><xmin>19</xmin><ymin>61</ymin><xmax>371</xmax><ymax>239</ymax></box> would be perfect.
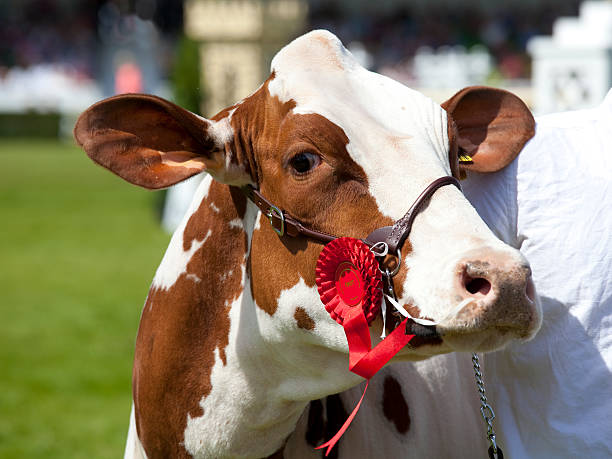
<box><xmin>364</xmin><ymin>176</ymin><xmax>461</xmax><ymax>253</ymax></box>
<box><xmin>242</xmin><ymin>186</ymin><xmax>337</xmax><ymax>244</ymax></box>
<box><xmin>242</xmin><ymin>176</ymin><xmax>461</xmax><ymax>251</ymax></box>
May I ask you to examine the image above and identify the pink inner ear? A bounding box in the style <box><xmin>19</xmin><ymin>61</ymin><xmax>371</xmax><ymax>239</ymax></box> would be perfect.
<box><xmin>160</xmin><ymin>152</ymin><xmax>208</xmax><ymax>170</ymax></box>
<box><xmin>121</xmin><ymin>146</ymin><xmax>207</xmax><ymax>189</ymax></box>
<box><xmin>458</xmin><ymin>138</ymin><xmax>478</xmax><ymax>156</ymax></box>
<box><xmin>459</xmin><ymin>125</ymin><xmax>526</xmax><ymax>173</ymax></box>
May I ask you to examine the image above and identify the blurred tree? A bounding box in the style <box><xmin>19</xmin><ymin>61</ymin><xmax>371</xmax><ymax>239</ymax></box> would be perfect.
<box><xmin>171</xmin><ymin>34</ymin><xmax>203</xmax><ymax>114</ymax></box>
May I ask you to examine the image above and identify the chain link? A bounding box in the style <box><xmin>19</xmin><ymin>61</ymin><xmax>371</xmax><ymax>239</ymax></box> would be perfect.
<box><xmin>472</xmin><ymin>353</ymin><xmax>502</xmax><ymax>459</ymax></box>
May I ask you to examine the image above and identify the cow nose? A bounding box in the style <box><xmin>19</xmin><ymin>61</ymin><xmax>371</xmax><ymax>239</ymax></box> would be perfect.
<box><xmin>439</xmin><ymin>247</ymin><xmax>542</xmax><ymax>350</ymax></box>
<box><xmin>454</xmin><ymin>249</ymin><xmax>537</xmax><ymax>332</ymax></box>
<box><xmin>459</xmin><ymin>259</ymin><xmax>534</xmax><ymax>304</ymax></box>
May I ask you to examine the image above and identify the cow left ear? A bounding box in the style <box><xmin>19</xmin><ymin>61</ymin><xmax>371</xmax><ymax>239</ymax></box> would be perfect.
<box><xmin>442</xmin><ymin>86</ymin><xmax>535</xmax><ymax>173</ymax></box>
<box><xmin>74</xmin><ymin>94</ymin><xmax>251</xmax><ymax>189</ymax></box>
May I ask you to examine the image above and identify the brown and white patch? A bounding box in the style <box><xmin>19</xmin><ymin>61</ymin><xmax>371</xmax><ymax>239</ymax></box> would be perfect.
<box><xmin>133</xmin><ymin>179</ymin><xmax>247</xmax><ymax>457</ymax></box>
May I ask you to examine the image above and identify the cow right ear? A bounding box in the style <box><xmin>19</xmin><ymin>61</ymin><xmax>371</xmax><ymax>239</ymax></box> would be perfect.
<box><xmin>442</xmin><ymin>86</ymin><xmax>535</xmax><ymax>173</ymax></box>
<box><xmin>74</xmin><ymin>94</ymin><xmax>251</xmax><ymax>189</ymax></box>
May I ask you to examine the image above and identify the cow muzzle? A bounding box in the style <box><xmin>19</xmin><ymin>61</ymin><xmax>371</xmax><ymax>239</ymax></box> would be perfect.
<box><xmin>436</xmin><ymin>247</ymin><xmax>542</xmax><ymax>352</ymax></box>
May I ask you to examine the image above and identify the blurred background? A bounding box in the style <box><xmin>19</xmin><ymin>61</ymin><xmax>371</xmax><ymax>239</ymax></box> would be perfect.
<box><xmin>1</xmin><ymin>0</ymin><xmax>611</xmax><ymax>457</ymax></box>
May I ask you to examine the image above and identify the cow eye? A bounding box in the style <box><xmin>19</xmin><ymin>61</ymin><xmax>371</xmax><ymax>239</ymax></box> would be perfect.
<box><xmin>288</xmin><ymin>152</ymin><xmax>321</xmax><ymax>175</ymax></box>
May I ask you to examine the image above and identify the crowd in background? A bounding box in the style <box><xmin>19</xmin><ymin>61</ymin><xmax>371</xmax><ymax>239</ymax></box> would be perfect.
<box><xmin>0</xmin><ymin>0</ymin><xmax>582</xmax><ymax>109</ymax></box>
<box><xmin>310</xmin><ymin>2</ymin><xmax>581</xmax><ymax>79</ymax></box>
<box><xmin>0</xmin><ymin>0</ymin><xmax>182</xmax><ymax>112</ymax></box>
<box><xmin>1</xmin><ymin>0</ymin><xmax>584</xmax><ymax>78</ymax></box>
<box><xmin>0</xmin><ymin>0</ymin><xmax>182</xmax><ymax>80</ymax></box>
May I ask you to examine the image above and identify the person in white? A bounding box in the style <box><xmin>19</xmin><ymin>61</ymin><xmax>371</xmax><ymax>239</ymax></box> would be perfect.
<box><xmin>462</xmin><ymin>89</ymin><xmax>612</xmax><ymax>458</ymax></box>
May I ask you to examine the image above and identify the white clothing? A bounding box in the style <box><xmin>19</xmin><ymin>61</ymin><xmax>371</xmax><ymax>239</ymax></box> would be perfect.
<box><xmin>462</xmin><ymin>90</ymin><xmax>612</xmax><ymax>458</ymax></box>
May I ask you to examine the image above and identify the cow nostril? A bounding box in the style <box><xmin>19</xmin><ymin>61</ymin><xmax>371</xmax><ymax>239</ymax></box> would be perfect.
<box><xmin>464</xmin><ymin>275</ymin><xmax>491</xmax><ymax>296</ymax></box>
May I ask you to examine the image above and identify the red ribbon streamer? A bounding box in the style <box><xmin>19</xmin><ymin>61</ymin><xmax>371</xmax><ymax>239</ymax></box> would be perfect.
<box><xmin>315</xmin><ymin>238</ymin><xmax>416</xmax><ymax>456</ymax></box>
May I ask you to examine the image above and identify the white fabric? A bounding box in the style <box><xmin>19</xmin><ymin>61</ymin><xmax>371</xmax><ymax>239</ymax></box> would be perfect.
<box><xmin>462</xmin><ymin>89</ymin><xmax>612</xmax><ymax>458</ymax></box>
<box><xmin>161</xmin><ymin>174</ymin><xmax>203</xmax><ymax>233</ymax></box>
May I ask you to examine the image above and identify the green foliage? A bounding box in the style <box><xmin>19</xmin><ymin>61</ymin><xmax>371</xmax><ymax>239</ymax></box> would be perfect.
<box><xmin>0</xmin><ymin>139</ymin><xmax>169</xmax><ymax>458</ymax></box>
<box><xmin>0</xmin><ymin>112</ymin><xmax>61</xmax><ymax>138</ymax></box>
<box><xmin>171</xmin><ymin>35</ymin><xmax>203</xmax><ymax>114</ymax></box>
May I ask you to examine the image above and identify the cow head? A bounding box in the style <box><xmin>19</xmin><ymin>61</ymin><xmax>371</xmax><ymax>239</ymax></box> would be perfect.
<box><xmin>74</xmin><ymin>31</ymin><xmax>540</xmax><ymax>367</ymax></box>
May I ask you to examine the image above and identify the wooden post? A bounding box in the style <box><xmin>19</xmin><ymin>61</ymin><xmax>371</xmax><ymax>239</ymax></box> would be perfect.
<box><xmin>184</xmin><ymin>0</ymin><xmax>308</xmax><ymax>116</ymax></box>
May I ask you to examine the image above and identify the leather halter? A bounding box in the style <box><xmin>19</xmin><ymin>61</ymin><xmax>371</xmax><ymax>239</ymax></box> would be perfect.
<box><xmin>241</xmin><ymin>175</ymin><xmax>461</xmax><ymax>257</ymax></box>
<box><xmin>243</xmin><ymin>175</ymin><xmax>460</xmax><ymax>339</ymax></box>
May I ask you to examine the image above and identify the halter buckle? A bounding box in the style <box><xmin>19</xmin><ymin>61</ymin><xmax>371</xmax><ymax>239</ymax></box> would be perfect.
<box><xmin>385</xmin><ymin>249</ymin><xmax>401</xmax><ymax>277</ymax></box>
<box><xmin>267</xmin><ymin>205</ymin><xmax>285</xmax><ymax>237</ymax></box>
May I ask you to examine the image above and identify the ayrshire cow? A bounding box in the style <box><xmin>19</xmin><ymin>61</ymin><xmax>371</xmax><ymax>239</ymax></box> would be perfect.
<box><xmin>74</xmin><ymin>31</ymin><xmax>540</xmax><ymax>458</ymax></box>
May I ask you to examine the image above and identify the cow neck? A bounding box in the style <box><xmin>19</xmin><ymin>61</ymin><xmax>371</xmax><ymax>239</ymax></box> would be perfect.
<box><xmin>242</xmin><ymin>175</ymin><xmax>461</xmax><ymax>254</ymax></box>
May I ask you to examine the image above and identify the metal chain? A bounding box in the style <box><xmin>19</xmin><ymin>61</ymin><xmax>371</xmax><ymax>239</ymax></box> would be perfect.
<box><xmin>472</xmin><ymin>353</ymin><xmax>503</xmax><ymax>459</ymax></box>
<box><xmin>372</xmin><ymin>240</ymin><xmax>501</xmax><ymax>456</ymax></box>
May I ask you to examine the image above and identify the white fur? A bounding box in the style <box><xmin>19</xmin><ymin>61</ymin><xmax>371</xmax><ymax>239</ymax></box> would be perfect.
<box><xmin>269</xmin><ymin>31</ymin><xmax>451</xmax><ymax>220</ymax></box>
<box><xmin>125</xmin><ymin>404</ymin><xmax>148</xmax><ymax>459</ymax></box>
<box><xmin>228</xmin><ymin>218</ymin><xmax>243</xmax><ymax>229</ymax></box>
<box><xmin>206</xmin><ymin>117</ymin><xmax>254</xmax><ymax>186</ymax></box>
<box><xmin>400</xmin><ymin>187</ymin><xmax>527</xmax><ymax>340</ymax></box>
<box><xmin>152</xmin><ymin>176</ymin><xmax>213</xmax><ymax>291</ymax></box>
<box><xmin>209</xmin><ymin>116</ymin><xmax>234</xmax><ymax>147</ymax></box>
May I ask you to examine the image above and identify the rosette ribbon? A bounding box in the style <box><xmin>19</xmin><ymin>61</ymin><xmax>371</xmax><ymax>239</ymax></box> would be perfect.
<box><xmin>315</xmin><ymin>237</ymin><xmax>415</xmax><ymax>455</ymax></box>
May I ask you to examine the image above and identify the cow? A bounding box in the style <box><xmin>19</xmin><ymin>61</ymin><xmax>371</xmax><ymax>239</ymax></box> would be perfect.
<box><xmin>74</xmin><ymin>30</ymin><xmax>540</xmax><ymax>458</ymax></box>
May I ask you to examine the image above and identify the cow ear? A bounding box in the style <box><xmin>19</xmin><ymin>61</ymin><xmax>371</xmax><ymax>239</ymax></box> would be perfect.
<box><xmin>74</xmin><ymin>94</ymin><xmax>249</xmax><ymax>189</ymax></box>
<box><xmin>442</xmin><ymin>86</ymin><xmax>535</xmax><ymax>173</ymax></box>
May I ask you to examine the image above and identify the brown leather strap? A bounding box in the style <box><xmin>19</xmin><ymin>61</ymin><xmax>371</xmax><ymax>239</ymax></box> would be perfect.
<box><xmin>365</xmin><ymin>176</ymin><xmax>461</xmax><ymax>253</ymax></box>
<box><xmin>242</xmin><ymin>186</ymin><xmax>337</xmax><ymax>244</ymax></box>
<box><xmin>242</xmin><ymin>176</ymin><xmax>460</xmax><ymax>250</ymax></box>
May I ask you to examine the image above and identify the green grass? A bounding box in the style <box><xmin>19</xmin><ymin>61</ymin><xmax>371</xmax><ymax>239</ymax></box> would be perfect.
<box><xmin>0</xmin><ymin>139</ymin><xmax>170</xmax><ymax>458</ymax></box>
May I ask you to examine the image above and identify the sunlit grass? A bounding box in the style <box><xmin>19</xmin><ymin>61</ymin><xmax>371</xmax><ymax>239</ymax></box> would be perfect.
<box><xmin>0</xmin><ymin>139</ymin><xmax>169</xmax><ymax>458</ymax></box>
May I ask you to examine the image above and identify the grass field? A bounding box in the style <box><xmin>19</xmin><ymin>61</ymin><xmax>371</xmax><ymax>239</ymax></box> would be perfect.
<box><xmin>0</xmin><ymin>139</ymin><xmax>170</xmax><ymax>458</ymax></box>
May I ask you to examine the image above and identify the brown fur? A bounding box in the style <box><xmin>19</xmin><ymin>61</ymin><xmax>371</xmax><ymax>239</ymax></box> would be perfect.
<box><xmin>71</xmin><ymin>20</ymin><xmax>542</xmax><ymax>454</ymax></box>
<box><xmin>294</xmin><ymin>307</ymin><xmax>316</xmax><ymax>331</ymax></box>
<box><xmin>303</xmin><ymin>395</ymin><xmax>348</xmax><ymax>459</ymax></box>
<box><xmin>382</xmin><ymin>375</ymin><xmax>411</xmax><ymax>434</ymax></box>
<box><xmin>133</xmin><ymin>182</ymin><xmax>247</xmax><ymax>457</ymax></box>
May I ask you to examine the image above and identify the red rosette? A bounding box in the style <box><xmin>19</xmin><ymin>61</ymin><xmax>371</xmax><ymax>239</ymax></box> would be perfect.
<box><xmin>315</xmin><ymin>237</ymin><xmax>383</xmax><ymax>325</ymax></box>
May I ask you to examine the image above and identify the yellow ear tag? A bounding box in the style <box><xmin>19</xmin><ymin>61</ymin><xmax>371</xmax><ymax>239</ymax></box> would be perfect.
<box><xmin>458</xmin><ymin>154</ymin><xmax>474</xmax><ymax>164</ymax></box>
